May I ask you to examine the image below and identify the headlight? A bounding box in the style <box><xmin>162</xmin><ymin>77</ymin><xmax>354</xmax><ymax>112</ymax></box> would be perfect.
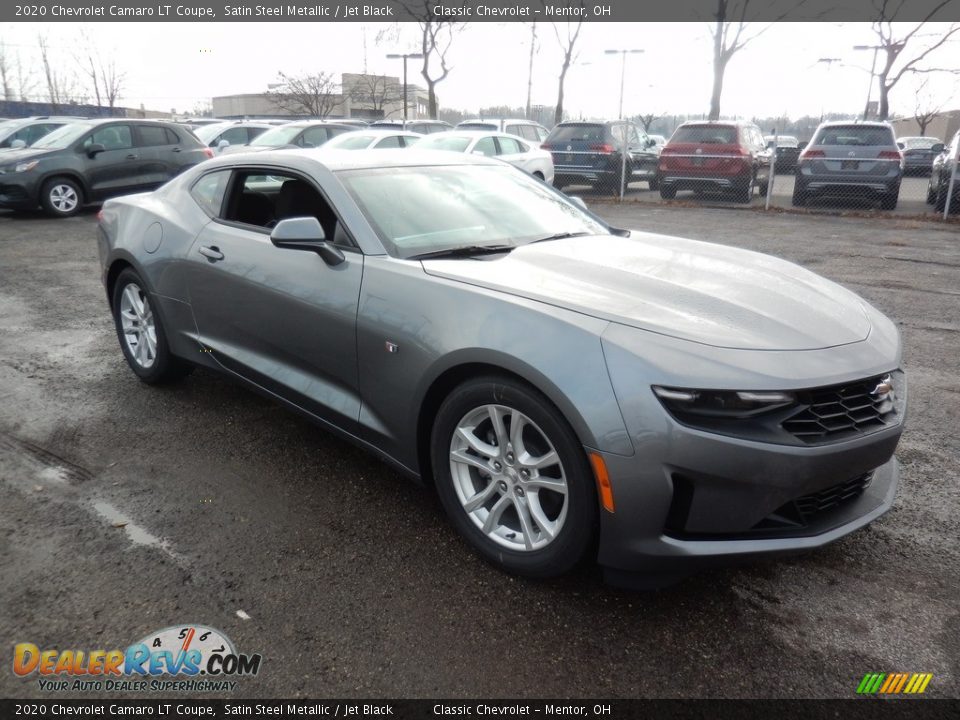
<box><xmin>653</xmin><ymin>386</ymin><xmax>795</xmax><ymax>418</ymax></box>
<box><xmin>14</xmin><ymin>160</ymin><xmax>39</xmax><ymax>173</ymax></box>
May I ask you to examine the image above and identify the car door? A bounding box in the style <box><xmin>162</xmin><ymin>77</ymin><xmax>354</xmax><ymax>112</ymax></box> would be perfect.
<box><xmin>133</xmin><ymin>124</ymin><xmax>181</xmax><ymax>186</ymax></box>
<box><xmin>494</xmin><ymin>136</ymin><xmax>531</xmax><ymax>172</ymax></box>
<box><xmin>185</xmin><ymin>168</ymin><xmax>364</xmax><ymax>431</ymax></box>
<box><xmin>79</xmin><ymin>124</ymin><xmax>145</xmax><ymax>199</ymax></box>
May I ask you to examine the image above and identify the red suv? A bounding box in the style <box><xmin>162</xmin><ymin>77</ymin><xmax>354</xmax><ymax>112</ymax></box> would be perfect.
<box><xmin>658</xmin><ymin>121</ymin><xmax>772</xmax><ymax>202</ymax></box>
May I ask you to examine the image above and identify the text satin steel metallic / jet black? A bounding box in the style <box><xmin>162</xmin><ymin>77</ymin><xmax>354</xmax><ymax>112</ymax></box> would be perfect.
<box><xmin>97</xmin><ymin>148</ymin><xmax>906</xmax><ymax>586</ymax></box>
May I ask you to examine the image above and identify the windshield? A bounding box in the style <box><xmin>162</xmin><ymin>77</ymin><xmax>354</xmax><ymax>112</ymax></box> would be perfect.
<box><xmin>459</xmin><ymin>122</ymin><xmax>497</xmax><ymax>131</ymax></box>
<box><xmin>250</xmin><ymin>125</ymin><xmax>303</xmax><ymax>147</ymax></box>
<box><xmin>338</xmin><ymin>164</ymin><xmax>607</xmax><ymax>259</ymax></box>
<box><xmin>672</xmin><ymin>125</ymin><xmax>738</xmax><ymax>144</ymax></box>
<box><xmin>416</xmin><ymin>135</ymin><xmax>472</xmax><ymax>153</ymax></box>
<box><xmin>548</xmin><ymin>125</ymin><xmax>605</xmax><ymax>143</ymax></box>
<box><xmin>193</xmin><ymin>123</ymin><xmax>233</xmax><ymax>144</ymax></box>
<box><xmin>813</xmin><ymin>126</ymin><xmax>894</xmax><ymax>146</ymax></box>
<box><xmin>327</xmin><ymin>134</ymin><xmax>375</xmax><ymax>149</ymax></box>
<box><xmin>30</xmin><ymin>123</ymin><xmax>93</xmax><ymax>149</ymax></box>
<box><xmin>900</xmin><ymin>137</ymin><xmax>937</xmax><ymax>149</ymax></box>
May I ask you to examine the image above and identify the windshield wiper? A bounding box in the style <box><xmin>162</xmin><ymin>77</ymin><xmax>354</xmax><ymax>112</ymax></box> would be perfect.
<box><xmin>408</xmin><ymin>244</ymin><xmax>516</xmax><ymax>260</ymax></box>
<box><xmin>529</xmin><ymin>231</ymin><xmax>592</xmax><ymax>244</ymax></box>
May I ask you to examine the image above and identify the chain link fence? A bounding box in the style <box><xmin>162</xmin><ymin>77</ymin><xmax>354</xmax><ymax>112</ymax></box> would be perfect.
<box><xmin>552</xmin><ymin>127</ymin><xmax>958</xmax><ymax>221</ymax></box>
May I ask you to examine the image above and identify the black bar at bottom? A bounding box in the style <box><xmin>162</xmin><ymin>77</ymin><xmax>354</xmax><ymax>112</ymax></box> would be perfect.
<box><xmin>1</xmin><ymin>699</ymin><xmax>957</xmax><ymax>720</ymax></box>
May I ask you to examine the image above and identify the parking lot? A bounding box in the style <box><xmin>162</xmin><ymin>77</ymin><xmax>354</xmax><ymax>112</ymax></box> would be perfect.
<box><xmin>0</xmin><ymin>204</ymin><xmax>958</xmax><ymax>699</ymax></box>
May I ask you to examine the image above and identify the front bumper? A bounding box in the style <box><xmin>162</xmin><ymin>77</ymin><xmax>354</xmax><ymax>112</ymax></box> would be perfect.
<box><xmin>0</xmin><ymin>179</ymin><xmax>39</xmax><ymax>209</ymax></box>
<box><xmin>595</xmin><ymin>318</ymin><xmax>905</xmax><ymax>583</ymax></box>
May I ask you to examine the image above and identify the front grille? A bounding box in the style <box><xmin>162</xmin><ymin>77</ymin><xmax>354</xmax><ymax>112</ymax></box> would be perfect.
<box><xmin>782</xmin><ymin>374</ymin><xmax>897</xmax><ymax>444</ymax></box>
<box><xmin>751</xmin><ymin>472</ymin><xmax>874</xmax><ymax>532</ymax></box>
<box><xmin>794</xmin><ymin>472</ymin><xmax>873</xmax><ymax>520</ymax></box>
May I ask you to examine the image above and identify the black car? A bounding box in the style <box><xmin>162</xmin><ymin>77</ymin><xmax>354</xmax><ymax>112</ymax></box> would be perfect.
<box><xmin>0</xmin><ymin>119</ymin><xmax>212</xmax><ymax>217</ymax></box>
<box><xmin>927</xmin><ymin>131</ymin><xmax>957</xmax><ymax>212</ymax></box>
<box><xmin>764</xmin><ymin>135</ymin><xmax>802</xmax><ymax>173</ymax></box>
<box><xmin>541</xmin><ymin>120</ymin><xmax>659</xmax><ymax>193</ymax></box>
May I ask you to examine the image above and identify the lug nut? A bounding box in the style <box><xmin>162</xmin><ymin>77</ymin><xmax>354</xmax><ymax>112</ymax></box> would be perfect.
<box><xmin>515</xmin><ymin>486</ymin><xmax>525</xmax><ymax>497</ymax></box>
<box><xmin>498</xmin><ymin>480</ymin><xmax>508</xmax><ymax>492</ymax></box>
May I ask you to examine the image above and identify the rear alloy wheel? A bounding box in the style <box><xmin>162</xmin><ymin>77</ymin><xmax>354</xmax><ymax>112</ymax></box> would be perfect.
<box><xmin>431</xmin><ymin>376</ymin><xmax>597</xmax><ymax>579</ymax></box>
<box><xmin>112</xmin><ymin>268</ymin><xmax>193</xmax><ymax>384</ymax></box>
<box><xmin>40</xmin><ymin>177</ymin><xmax>82</xmax><ymax>218</ymax></box>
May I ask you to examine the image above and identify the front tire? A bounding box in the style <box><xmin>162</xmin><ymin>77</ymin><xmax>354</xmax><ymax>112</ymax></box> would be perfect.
<box><xmin>112</xmin><ymin>268</ymin><xmax>193</xmax><ymax>384</ymax></box>
<box><xmin>40</xmin><ymin>177</ymin><xmax>83</xmax><ymax>217</ymax></box>
<box><xmin>430</xmin><ymin>376</ymin><xmax>597</xmax><ymax>579</ymax></box>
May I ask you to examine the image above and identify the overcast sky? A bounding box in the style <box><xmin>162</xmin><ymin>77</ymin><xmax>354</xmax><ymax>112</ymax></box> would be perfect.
<box><xmin>2</xmin><ymin>21</ymin><xmax>958</xmax><ymax>122</ymax></box>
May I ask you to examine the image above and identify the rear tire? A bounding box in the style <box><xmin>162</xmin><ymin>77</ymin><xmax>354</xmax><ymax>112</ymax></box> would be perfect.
<box><xmin>430</xmin><ymin>375</ymin><xmax>597</xmax><ymax>579</ymax></box>
<box><xmin>880</xmin><ymin>191</ymin><xmax>898</xmax><ymax>211</ymax></box>
<box><xmin>732</xmin><ymin>179</ymin><xmax>752</xmax><ymax>204</ymax></box>
<box><xmin>792</xmin><ymin>183</ymin><xmax>808</xmax><ymax>207</ymax></box>
<box><xmin>648</xmin><ymin>178</ymin><xmax>659</xmax><ymax>191</ymax></box>
<box><xmin>926</xmin><ymin>179</ymin><xmax>937</xmax><ymax>205</ymax></box>
<box><xmin>659</xmin><ymin>185</ymin><xmax>676</xmax><ymax>200</ymax></box>
<box><xmin>112</xmin><ymin>268</ymin><xmax>193</xmax><ymax>385</ymax></box>
<box><xmin>40</xmin><ymin>177</ymin><xmax>83</xmax><ymax>218</ymax></box>
<box><xmin>934</xmin><ymin>185</ymin><xmax>947</xmax><ymax>212</ymax></box>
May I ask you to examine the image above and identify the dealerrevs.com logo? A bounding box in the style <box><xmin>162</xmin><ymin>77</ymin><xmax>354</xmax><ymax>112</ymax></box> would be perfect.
<box><xmin>13</xmin><ymin>625</ymin><xmax>262</xmax><ymax>693</ymax></box>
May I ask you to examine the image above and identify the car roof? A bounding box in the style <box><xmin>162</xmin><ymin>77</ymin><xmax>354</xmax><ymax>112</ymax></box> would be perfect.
<box><xmin>677</xmin><ymin>120</ymin><xmax>755</xmax><ymax>127</ymax></box>
<box><xmin>816</xmin><ymin>120</ymin><xmax>893</xmax><ymax>128</ymax></box>
<box><xmin>421</xmin><ymin>131</ymin><xmax>525</xmax><ymax>140</ymax></box>
<box><xmin>458</xmin><ymin>118</ymin><xmax>542</xmax><ymax>125</ymax></box>
<box><xmin>201</xmin><ymin>147</ymin><xmax>505</xmax><ymax>172</ymax></box>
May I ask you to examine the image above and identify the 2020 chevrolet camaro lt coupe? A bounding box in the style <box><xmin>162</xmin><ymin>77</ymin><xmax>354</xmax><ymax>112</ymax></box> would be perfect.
<box><xmin>97</xmin><ymin>149</ymin><xmax>906</xmax><ymax>586</ymax></box>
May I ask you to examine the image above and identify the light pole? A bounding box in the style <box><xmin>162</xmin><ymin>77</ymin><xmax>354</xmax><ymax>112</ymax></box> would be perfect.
<box><xmin>816</xmin><ymin>57</ymin><xmax>842</xmax><ymax>121</ymax></box>
<box><xmin>386</xmin><ymin>52</ymin><xmax>424</xmax><ymax>129</ymax></box>
<box><xmin>604</xmin><ymin>48</ymin><xmax>644</xmax><ymax>200</ymax></box>
<box><xmin>853</xmin><ymin>45</ymin><xmax>883</xmax><ymax>120</ymax></box>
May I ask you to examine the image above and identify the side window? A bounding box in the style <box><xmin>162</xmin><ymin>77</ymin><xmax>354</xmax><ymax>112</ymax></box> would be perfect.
<box><xmin>220</xmin><ymin>127</ymin><xmax>249</xmax><ymax>146</ymax></box>
<box><xmin>164</xmin><ymin>127</ymin><xmax>181</xmax><ymax>145</ymax></box>
<box><xmin>505</xmin><ymin>124</ymin><xmax>520</xmax><ymax>137</ymax></box>
<box><xmin>84</xmin><ymin>125</ymin><xmax>133</xmax><ymax>151</ymax></box>
<box><xmin>137</xmin><ymin>125</ymin><xmax>171</xmax><ymax>147</ymax></box>
<box><xmin>497</xmin><ymin>137</ymin><xmax>524</xmax><ymax>155</ymax></box>
<box><xmin>474</xmin><ymin>137</ymin><xmax>497</xmax><ymax>157</ymax></box>
<box><xmin>190</xmin><ymin>170</ymin><xmax>230</xmax><ymax>216</ymax></box>
<box><xmin>535</xmin><ymin>126</ymin><xmax>549</xmax><ymax>142</ymax></box>
<box><xmin>610</xmin><ymin>124</ymin><xmax>628</xmax><ymax>146</ymax></box>
<box><xmin>221</xmin><ymin>170</ymin><xmax>349</xmax><ymax>246</ymax></box>
<box><xmin>519</xmin><ymin>125</ymin><xmax>538</xmax><ymax>141</ymax></box>
<box><xmin>375</xmin><ymin>135</ymin><xmax>403</xmax><ymax>149</ymax></box>
<box><xmin>300</xmin><ymin>127</ymin><xmax>328</xmax><ymax>148</ymax></box>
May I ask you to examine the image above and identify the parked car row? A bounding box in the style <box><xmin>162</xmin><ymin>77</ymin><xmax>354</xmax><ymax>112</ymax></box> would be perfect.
<box><xmin>0</xmin><ymin>114</ymin><xmax>557</xmax><ymax>217</ymax></box>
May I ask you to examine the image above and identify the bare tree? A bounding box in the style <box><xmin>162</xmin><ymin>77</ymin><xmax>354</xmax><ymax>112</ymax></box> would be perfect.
<box><xmin>0</xmin><ymin>43</ymin><xmax>15</xmax><ymax>101</ymax></box>
<box><xmin>868</xmin><ymin>1</ymin><xmax>960</xmax><ymax>121</ymax></box>
<box><xmin>74</xmin><ymin>30</ymin><xmax>124</xmax><ymax>110</ymax></box>
<box><xmin>549</xmin><ymin>6</ymin><xmax>585</xmax><ymax>125</ymax></box>
<box><xmin>381</xmin><ymin>4</ymin><xmax>463</xmax><ymax>119</ymax></box>
<box><xmin>38</xmin><ymin>34</ymin><xmax>80</xmax><ymax>107</ymax></box>
<box><xmin>707</xmin><ymin>1</ymin><xmax>801</xmax><ymax>120</ymax></box>
<box><xmin>634</xmin><ymin>112</ymin><xmax>663</xmax><ymax>132</ymax></box>
<box><xmin>267</xmin><ymin>71</ymin><xmax>342</xmax><ymax>118</ymax></box>
<box><xmin>912</xmin><ymin>78</ymin><xmax>946</xmax><ymax>135</ymax></box>
<box><xmin>346</xmin><ymin>73</ymin><xmax>402</xmax><ymax>118</ymax></box>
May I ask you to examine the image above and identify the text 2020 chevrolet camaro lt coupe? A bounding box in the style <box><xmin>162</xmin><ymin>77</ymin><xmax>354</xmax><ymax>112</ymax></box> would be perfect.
<box><xmin>97</xmin><ymin>149</ymin><xmax>905</xmax><ymax>586</ymax></box>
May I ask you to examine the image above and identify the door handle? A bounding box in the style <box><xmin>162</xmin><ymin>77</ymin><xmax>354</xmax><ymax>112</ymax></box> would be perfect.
<box><xmin>172</xmin><ymin>147</ymin><xmax>181</xmax><ymax>153</ymax></box>
<box><xmin>125</xmin><ymin>153</ymin><xmax>138</xmax><ymax>160</ymax></box>
<box><xmin>198</xmin><ymin>245</ymin><xmax>224</xmax><ymax>261</ymax></box>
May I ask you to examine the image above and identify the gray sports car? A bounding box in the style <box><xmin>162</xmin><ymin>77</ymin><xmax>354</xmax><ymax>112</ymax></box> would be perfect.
<box><xmin>97</xmin><ymin>149</ymin><xmax>906</xmax><ymax>587</ymax></box>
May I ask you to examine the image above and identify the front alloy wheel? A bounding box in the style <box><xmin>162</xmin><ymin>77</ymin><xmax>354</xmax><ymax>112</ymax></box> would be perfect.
<box><xmin>431</xmin><ymin>376</ymin><xmax>597</xmax><ymax>578</ymax></box>
<box><xmin>449</xmin><ymin>404</ymin><xmax>568</xmax><ymax>552</ymax></box>
<box><xmin>119</xmin><ymin>282</ymin><xmax>157</xmax><ymax>369</ymax></box>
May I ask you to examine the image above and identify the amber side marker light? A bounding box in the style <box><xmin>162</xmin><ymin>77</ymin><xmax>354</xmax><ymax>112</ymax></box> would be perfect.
<box><xmin>589</xmin><ymin>452</ymin><xmax>615</xmax><ymax>513</ymax></box>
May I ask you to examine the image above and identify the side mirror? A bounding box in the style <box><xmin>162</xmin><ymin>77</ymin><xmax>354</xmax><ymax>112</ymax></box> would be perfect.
<box><xmin>567</xmin><ymin>195</ymin><xmax>588</xmax><ymax>211</ymax></box>
<box><xmin>10</xmin><ymin>139</ymin><xmax>26</xmax><ymax>149</ymax></box>
<box><xmin>270</xmin><ymin>217</ymin><xmax>344</xmax><ymax>266</ymax></box>
<box><xmin>931</xmin><ymin>143</ymin><xmax>945</xmax><ymax>154</ymax></box>
<box><xmin>217</xmin><ymin>139</ymin><xmax>230</xmax><ymax>150</ymax></box>
<box><xmin>645</xmin><ymin>137</ymin><xmax>655</xmax><ymax>148</ymax></box>
<box><xmin>86</xmin><ymin>143</ymin><xmax>106</xmax><ymax>158</ymax></box>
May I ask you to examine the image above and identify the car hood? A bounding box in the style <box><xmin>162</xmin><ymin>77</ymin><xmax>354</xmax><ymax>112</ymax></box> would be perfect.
<box><xmin>421</xmin><ymin>233</ymin><xmax>873</xmax><ymax>351</ymax></box>
<box><xmin>0</xmin><ymin>148</ymin><xmax>57</xmax><ymax>164</ymax></box>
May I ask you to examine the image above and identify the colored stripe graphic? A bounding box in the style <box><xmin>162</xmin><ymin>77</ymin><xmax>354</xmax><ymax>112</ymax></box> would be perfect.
<box><xmin>857</xmin><ymin>672</ymin><xmax>932</xmax><ymax>694</ymax></box>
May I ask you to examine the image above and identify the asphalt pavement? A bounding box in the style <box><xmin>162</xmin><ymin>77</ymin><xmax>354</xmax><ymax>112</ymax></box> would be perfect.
<box><xmin>0</xmin><ymin>204</ymin><xmax>957</xmax><ymax>700</ymax></box>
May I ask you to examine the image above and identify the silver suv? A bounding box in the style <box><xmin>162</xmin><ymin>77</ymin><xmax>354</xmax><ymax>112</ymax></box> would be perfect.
<box><xmin>793</xmin><ymin>121</ymin><xmax>903</xmax><ymax>209</ymax></box>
